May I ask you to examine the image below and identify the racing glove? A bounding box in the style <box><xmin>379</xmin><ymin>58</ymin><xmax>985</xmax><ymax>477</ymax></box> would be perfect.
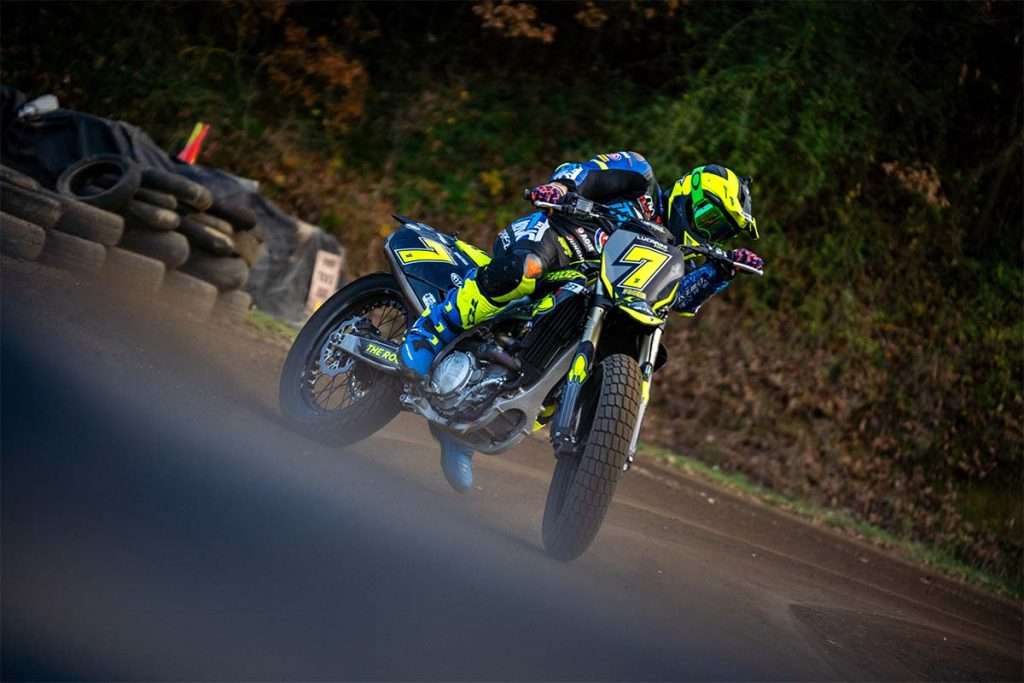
<box><xmin>526</xmin><ymin>182</ymin><xmax>568</xmax><ymax>204</ymax></box>
<box><xmin>726</xmin><ymin>248</ymin><xmax>764</xmax><ymax>276</ymax></box>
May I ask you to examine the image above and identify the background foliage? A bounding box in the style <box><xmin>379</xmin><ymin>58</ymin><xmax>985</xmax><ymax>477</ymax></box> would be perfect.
<box><xmin>3</xmin><ymin>1</ymin><xmax>1021</xmax><ymax>590</ymax></box>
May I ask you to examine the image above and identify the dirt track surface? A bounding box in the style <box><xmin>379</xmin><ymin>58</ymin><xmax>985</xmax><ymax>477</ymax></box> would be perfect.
<box><xmin>3</xmin><ymin>258</ymin><xmax>1021</xmax><ymax>681</ymax></box>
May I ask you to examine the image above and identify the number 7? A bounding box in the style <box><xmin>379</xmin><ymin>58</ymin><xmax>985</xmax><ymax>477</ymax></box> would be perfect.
<box><xmin>617</xmin><ymin>245</ymin><xmax>670</xmax><ymax>289</ymax></box>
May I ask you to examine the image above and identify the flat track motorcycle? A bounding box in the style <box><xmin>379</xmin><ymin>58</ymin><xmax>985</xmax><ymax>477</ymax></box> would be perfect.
<box><xmin>279</xmin><ymin>195</ymin><xmax>762</xmax><ymax>560</ymax></box>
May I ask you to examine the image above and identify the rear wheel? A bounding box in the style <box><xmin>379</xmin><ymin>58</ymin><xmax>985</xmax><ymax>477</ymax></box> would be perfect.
<box><xmin>542</xmin><ymin>353</ymin><xmax>642</xmax><ymax>561</ymax></box>
<box><xmin>279</xmin><ymin>273</ymin><xmax>413</xmax><ymax>447</ymax></box>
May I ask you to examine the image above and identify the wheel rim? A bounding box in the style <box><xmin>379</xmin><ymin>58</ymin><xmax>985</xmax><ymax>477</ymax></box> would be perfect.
<box><xmin>300</xmin><ymin>294</ymin><xmax>409</xmax><ymax>414</ymax></box>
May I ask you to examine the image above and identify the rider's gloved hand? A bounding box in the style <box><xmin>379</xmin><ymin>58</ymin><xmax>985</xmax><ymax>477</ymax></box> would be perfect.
<box><xmin>728</xmin><ymin>248</ymin><xmax>764</xmax><ymax>275</ymax></box>
<box><xmin>527</xmin><ymin>182</ymin><xmax>568</xmax><ymax>204</ymax></box>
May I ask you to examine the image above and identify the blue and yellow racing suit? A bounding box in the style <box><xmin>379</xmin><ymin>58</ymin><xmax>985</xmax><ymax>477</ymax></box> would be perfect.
<box><xmin>398</xmin><ymin>151</ymin><xmax>735</xmax><ymax>492</ymax></box>
<box><xmin>400</xmin><ymin>151</ymin><xmax>731</xmax><ymax>378</ymax></box>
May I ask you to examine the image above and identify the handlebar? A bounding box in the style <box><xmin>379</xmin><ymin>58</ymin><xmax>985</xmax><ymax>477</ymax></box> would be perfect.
<box><xmin>529</xmin><ymin>193</ymin><xmax>763</xmax><ymax>277</ymax></box>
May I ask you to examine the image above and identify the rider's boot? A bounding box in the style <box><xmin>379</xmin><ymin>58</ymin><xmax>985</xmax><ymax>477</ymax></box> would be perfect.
<box><xmin>399</xmin><ymin>270</ymin><xmax>503</xmax><ymax>377</ymax></box>
<box><xmin>400</xmin><ymin>260</ymin><xmax>541</xmax><ymax>492</ymax></box>
<box><xmin>430</xmin><ymin>423</ymin><xmax>474</xmax><ymax>492</ymax></box>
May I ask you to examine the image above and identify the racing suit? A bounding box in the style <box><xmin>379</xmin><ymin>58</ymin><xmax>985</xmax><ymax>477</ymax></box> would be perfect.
<box><xmin>402</xmin><ymin>151</ymin><xmax>733</xmax><ymax>376</ymax></box>
<box><xmin>401</xmin><ymin>151</ymin><xmax>733</xmax><ymax>492</ymax></box>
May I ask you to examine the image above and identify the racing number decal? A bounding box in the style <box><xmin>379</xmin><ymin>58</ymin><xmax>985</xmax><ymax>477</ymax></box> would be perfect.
<box><xmin>617</xmin><ymin>245</ymin><xmax>670</xmax><ymax>289</ymax></box>
<box><xmin>395</xmin><ymin>237</ymin><xmax>456</xmax><ymax>265</ymax></box>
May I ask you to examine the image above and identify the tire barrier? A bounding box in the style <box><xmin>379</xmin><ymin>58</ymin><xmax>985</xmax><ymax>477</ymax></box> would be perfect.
<box><xmin>1</xmin><ymin>211</ymin><xmax>46</xmax><ymax>261</ymax></box>
<box><xmin>56</xmin><ymin>154</ymin><xmax>141</xmax><ymax>213</ymax></box>
<box><xmin>2</xmin><ymin>156</ymin><xmax>272</xmax><ymax>326</ymax></box>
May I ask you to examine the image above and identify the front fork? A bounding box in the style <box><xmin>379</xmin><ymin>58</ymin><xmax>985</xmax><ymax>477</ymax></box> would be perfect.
<box><xmin>550</xmin><ymin>302</ymin><xmax>662</xmax><ymax>472</ymax></box>
<box><xmin>550</xmin><ymin>304</ymin><xmax>607</xmax><ymax>455</ymax></box>
<box><xmin>626</xmin><ymin>326</ymin><xmax>661</xmax><ymax>470</ymax></box>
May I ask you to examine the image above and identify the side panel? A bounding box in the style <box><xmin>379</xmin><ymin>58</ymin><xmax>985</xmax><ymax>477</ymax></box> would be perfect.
<box><xmin>385</xmin><ymin>223</ymin><xmax>479</xmax><ymax>311</ymax></box>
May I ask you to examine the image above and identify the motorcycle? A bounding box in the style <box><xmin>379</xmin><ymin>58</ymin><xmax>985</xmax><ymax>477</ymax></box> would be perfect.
<box><xmin>278</xmin><ymin>195</ymin><xmax>762</xmax><ymax>560</ymax></box>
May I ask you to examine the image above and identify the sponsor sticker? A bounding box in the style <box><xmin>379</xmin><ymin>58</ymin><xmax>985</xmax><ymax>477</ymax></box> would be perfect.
<box><xmin>560</xmin><ymin>165</ymin><xmax>583</xmax><ymax>182</ymax></box>
<box><xmin>634</xmin><ymin>233</ymin><xmax>667</xmax><ymax>248</ymax></box>
<box><xmin>574</xmin><ymin>227</ymin><xmax>596</xmax><ymax>255</ymax></box>
<box><xmin>563</xmin><ymin>234</ymin><xmax>584</xmax><ymax>260</ymax></box>
<box><xmin>364</xmin><ymin>342</ymin><xmax>399</xmax><ymax>364</ymax></box>
<box><xmin>638</xmin><ymin>194</ymin><xmax>655</xmax><ymax>219</ymax></box>
<box><xmin>510</xmin><ymin>215</ymin><xmax>549</xmax><ymax>243</ymax></box>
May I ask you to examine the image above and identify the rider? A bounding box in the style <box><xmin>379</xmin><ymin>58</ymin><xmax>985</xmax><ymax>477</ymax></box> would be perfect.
<box><xmin>400</xmin><ymin>151</ymin><xmax>764</xmax><ymax>492</ymax></box>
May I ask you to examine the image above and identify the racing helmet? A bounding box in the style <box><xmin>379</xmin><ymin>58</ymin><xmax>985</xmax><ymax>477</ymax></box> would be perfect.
<box><xmin>664</xmin><ymin>164</ymin><xmax>758</xmax><ymax>244</ymax></box>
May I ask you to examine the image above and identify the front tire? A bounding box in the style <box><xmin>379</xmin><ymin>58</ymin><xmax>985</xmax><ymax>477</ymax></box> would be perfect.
<box><xmin>542</xmin><ymin>354</ymin><xmax>642</xmax><ymax>561</ymax></box>
<box><xmin>279</xmin><ymin>273</ymin><xmax>414</xmax><ymax>447</ymax></box>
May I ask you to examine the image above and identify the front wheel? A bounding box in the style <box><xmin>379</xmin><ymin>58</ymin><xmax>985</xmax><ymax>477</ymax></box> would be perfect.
<box><xmin>278</xmin><ymin>272</ymin><xmax>414</xmax><ymax>447</ymax></box>
<box><xmin>542</xmin><ymin>353</ymin><xmax>643</xmax><ymax>561</ymax></box>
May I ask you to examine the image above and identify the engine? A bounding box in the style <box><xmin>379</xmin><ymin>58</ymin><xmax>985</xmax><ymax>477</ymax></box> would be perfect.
<box><xmin>428</xmin><ymin>351</ymin><xmax>511</xmax><ymax>417</ymax></box>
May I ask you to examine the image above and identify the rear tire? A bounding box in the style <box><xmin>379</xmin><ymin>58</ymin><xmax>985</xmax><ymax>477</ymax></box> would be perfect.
<box><xmin>279</xmin><ymin>273</ymin><xmax>413</xmax><ymax>447</ymax></box>
<box><xmin>542</xmin><ymin>353</ymin><xmax>642</xmax><ymax>561</ymax></box>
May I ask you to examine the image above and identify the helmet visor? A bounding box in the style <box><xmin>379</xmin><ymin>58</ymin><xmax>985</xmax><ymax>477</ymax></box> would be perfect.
<box><xmin>692</xmin><ymin>200</ymin><xmax>737</xmax><ymax>242</ymax></box>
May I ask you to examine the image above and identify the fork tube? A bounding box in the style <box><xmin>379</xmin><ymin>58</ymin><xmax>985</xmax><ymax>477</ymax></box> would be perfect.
<box><xmin>550</xmin><ymin>304</ymin><xmax>607</xmax><ymax>454</ymax></box>
<box><xmin>625</xmin><ymin>327</ymin><xmax>662</xmax><ymax>469</ymax></box>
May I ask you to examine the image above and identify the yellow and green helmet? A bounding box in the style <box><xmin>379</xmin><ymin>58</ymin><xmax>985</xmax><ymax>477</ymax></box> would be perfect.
<box><xmin>665</xmin><ymin>164</ymin><xmax>758</xmax><ymax>244</ymax></box>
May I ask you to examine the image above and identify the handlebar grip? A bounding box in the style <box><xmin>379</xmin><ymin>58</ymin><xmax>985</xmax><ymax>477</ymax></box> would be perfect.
<box><xmin>522</xmin><ymin>188</ymin><xmax>532</xmax><ymax>201</ymax></box>
<box><xmin>732</xmin><ymin>262</ymin><xmax>764</xmax><ymax>277</ymax></box>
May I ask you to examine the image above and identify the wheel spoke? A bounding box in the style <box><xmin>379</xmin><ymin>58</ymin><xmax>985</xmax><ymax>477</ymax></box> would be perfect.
<box><xmin>302</xmin><ymin>294</ymin><xmax>408</xmax><ymax>414</ymax></box>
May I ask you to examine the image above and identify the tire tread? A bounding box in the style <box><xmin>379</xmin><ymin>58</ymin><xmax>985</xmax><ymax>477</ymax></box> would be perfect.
<box><xmin>542</xmin><ymin>353</ymin><xmax>642</xmax><ymax>561</ymax></box>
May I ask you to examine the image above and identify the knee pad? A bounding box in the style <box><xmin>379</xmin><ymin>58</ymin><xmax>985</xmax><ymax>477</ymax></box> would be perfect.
<box><xmin>477</xmin><ymin>251</ymin><xmax>543</xmax><ymax>301</ymax></box>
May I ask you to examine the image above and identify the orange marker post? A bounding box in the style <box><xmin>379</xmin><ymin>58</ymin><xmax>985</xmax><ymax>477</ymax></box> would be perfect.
<box><xmin>177</xmin><ymin>122</ymin><xmax>210</xmax><ymax>165</ymax></box>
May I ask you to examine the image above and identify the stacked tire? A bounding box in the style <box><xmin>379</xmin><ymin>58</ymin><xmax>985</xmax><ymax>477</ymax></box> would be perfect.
<box><xmin>135</xmin><ymin>165</ymin><xmax>259</xmax><ymax>320</ymax></box>
<box><xmin>175</xmin><ymin>202</ymin><xmax>255</xmax><ymax>321</ymax></box>
<box><xmin>1</xmin><ymin>163</ymin><xmax>122</xmax><ymax>277</ymax></box>
<box><xmin>54</xmin><ymin>155</ymin><xmax>260</xmax><ymax>321</ymax></box>
<box><xmin>4</xmin><ymin>155</ymin><xmax>264</xmax><ymax>323</ymax></box>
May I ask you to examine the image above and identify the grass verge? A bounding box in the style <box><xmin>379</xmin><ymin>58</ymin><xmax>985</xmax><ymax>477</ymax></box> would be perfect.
<box><xmin>638</xmin><ymin>443</ymin><xmax>1022</xmax><ymax>602</ymax></box>
<box><xmin>245</xmin><ymin>309</ymin><xmax>300</xmax><ymax>342</ymax></box>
